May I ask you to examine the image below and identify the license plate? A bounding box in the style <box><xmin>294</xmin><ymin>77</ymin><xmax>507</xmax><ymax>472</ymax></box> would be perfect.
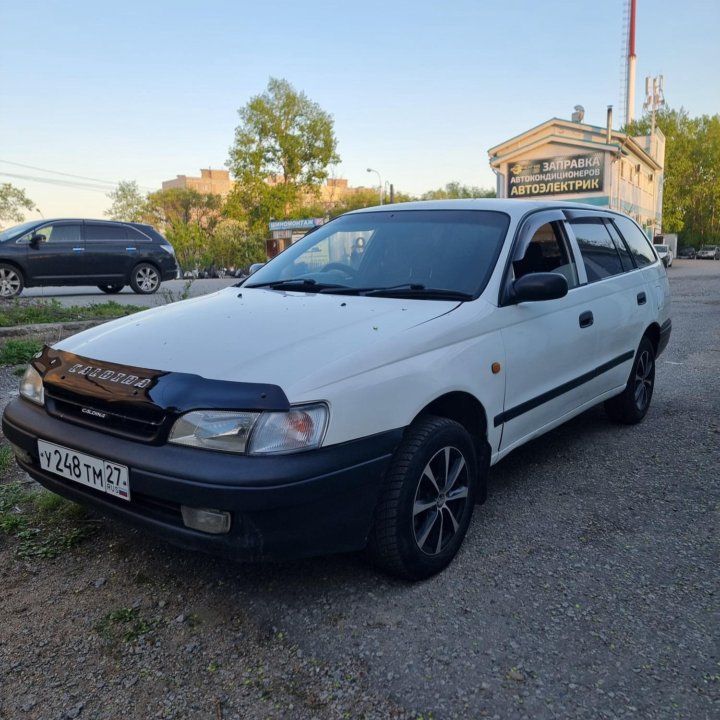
<box><xmin>38</xmin><ymin>440</ymin><xmax>130</xmax><ymax>501</ymax></box>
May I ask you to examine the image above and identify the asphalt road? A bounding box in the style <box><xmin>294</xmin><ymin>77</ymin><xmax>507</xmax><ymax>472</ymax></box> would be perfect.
<box><xmin>21</xmin><ymin>277</ymin><xmax>240</xmax><ymax>307</ymax></box>
<box><xmin>9</xmin><ymin>259</ymin><xmax>720</xmax><ymax>719</ymax></box>
<box><xmin>209</xmin><ymin>258</ymin><xmax>719</xmax><ymax>719</ymax></box>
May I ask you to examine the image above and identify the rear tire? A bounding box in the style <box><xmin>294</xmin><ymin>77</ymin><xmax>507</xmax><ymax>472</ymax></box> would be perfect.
<box><xmin>368</xmin><ymin>416</ymin><xmax>479</xmax><ymax>581</ymax></box>
<box><xmin>130</xmin><ymin>263</ymin><xmax>160</xmax><ymax>294</ymax></box>
<box><xmin>0</xmin><ymin>264</ymin><xmax>24</xmax><ymax>297</ymax></box>
<box><xmin>98</xmin><ymin>284</ymin><xmax>124</xmax><ymax>294</ymax></box>
<box><xmin>604</xmin><ymin>336</ymin><xmax>656</xmax><ymax>424</ymax></box>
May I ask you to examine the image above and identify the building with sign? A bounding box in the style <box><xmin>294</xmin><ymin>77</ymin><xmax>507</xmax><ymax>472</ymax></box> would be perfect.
<box><xmin>267</xmin><ymin>218</ymin><xmax>326</xmax><ymax>258</ymax></box>
<box><xmin>488</xmin><ymin>110</ymin><xmax>665</xmax><ymax>236</ymax></box>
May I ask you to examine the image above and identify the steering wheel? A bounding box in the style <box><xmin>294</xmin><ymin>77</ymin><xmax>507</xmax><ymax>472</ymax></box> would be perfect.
<box><xmin>321</xmin><ymin>262</ymin><xmax>359</xmax><ymax>278</ymax></box>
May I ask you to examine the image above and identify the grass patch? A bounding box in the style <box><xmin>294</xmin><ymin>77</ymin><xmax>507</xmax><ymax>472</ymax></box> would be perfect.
<box><xmin>0</xmin><ymin>298</ymin><xmax>145</xmax><ymax>327</ymax></box>
<box><xmin>0</xmin><ymin>445</ymin><xmax>14</xmax><ymax>475</ymax></box>
<box><xmin>0</xmin><ymin>339</ymin><xmax>42</xmax><ymax>366</ymax></box>
<box><xmin>0</xmin><ymin>481</ymin><xmax>96</xmax><ymax>559</ymax></box>
<box><xmin>96</xmin><ymin>607</ymin><xmax>163</xmax><ymax>644</ymax></box>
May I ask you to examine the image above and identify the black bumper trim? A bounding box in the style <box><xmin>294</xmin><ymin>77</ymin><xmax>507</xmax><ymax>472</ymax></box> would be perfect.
<box><xmin>3</xmin><ymin>398</ymin><xmax>404</xmax><ymax>561</ymax></box>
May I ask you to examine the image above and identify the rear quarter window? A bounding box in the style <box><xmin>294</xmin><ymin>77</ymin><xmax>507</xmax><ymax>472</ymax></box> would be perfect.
<box><xmin>86</xmin><ymin>224</ymin><xmax>127</xmax><ymax>241</ymax></box>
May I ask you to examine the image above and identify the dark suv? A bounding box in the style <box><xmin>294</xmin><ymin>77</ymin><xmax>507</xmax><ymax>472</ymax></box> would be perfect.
<box><xmin>0</xmin><ymin>219</ymin><xmax>179</xmax><ymax>297</ymax></box>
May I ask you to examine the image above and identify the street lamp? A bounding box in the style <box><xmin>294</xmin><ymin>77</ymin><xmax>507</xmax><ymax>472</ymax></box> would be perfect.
<box><xmin>366</xmin><ymin>167</ymin><xmax>383</xmax><ymax>205</ymax></box>
<box><xmin>35</xmin><ymin>208</ymin><xmax>44</xmax><ymax>219</ymax></box>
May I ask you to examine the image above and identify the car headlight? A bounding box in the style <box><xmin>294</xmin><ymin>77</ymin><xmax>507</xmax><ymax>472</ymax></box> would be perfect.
<box><xmin>19</xmin><ymin>365</ymin><xmax>44</xmax><ymax>406</ymax></box>
<box><xmin>168</xmin><ymin>403</ymin><xmax>328</xmax><ymax>455</ymax></box>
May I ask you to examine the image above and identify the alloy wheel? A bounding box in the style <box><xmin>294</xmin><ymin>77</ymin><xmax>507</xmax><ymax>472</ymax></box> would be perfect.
<box><xmin>0</xmin><ymin>267</ymin><xmax>22</xmax><ymax>297</ymax></box>
<box><xmin>413</xmin><ymin>446</ymin><xmax>470</xmax><ymax>556</ymax></box>
<box><xmin>633</xmin><ymin>349</ymin><xmax>654</xmax><ymax>412</ymax></box>
<box><xmin>135</xmin><ymin>266</ymin><xmax>159</xmax><ymax>293</ymax></box>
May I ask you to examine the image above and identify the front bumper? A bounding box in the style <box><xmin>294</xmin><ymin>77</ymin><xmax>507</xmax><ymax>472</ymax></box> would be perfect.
<box><xmin>2</xmin><ymin>398</ymin><xmax>402</xmax><ymax>561</ymax></box>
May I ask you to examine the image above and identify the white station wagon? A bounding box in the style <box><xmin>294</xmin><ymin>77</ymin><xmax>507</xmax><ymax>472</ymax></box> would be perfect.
<box><xmin>3</xmin><ymin>200</ymin><xmax>671</xmax><ymax>580</ymax></box>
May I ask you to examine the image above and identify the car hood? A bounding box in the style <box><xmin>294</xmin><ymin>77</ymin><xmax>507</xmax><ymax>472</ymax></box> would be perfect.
<box><xmin>55</xmin><ymin>287</ymin><xmax>462</xmax><ymax>397</ymax></box>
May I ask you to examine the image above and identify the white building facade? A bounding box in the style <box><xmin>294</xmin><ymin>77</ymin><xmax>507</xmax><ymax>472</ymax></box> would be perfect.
<box><xmin>488</xmin><ymin>114</ymin><xmax>665</xmax><ymax>238</ymax></box>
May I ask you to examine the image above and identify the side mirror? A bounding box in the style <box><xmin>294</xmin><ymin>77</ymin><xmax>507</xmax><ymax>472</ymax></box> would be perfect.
<box><xmin>508</xmin><ymin>272</ymin><xmax>568</xmax><ymax>304</ymax></box>
<box><xmin>29</xmin><ymin>234</ymin><xmax>45</xmax><ymax>248</ymax></box>
<box><xmin>248</xmin><ymin>262</ymin><xmax>265</xmax><ymax>275</ymax></box>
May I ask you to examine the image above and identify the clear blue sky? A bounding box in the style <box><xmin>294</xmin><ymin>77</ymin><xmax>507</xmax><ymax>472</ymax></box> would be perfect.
<box><xmin>1</xmin><ymin>0</ymin><xmax>718</xmax><ymax>221</ymax></box>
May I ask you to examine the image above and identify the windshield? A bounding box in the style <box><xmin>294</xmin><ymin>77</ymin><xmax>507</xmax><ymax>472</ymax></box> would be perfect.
<box><xmin>655</xmin><ymin>245</ymin><xmax>668</xmax><ymax>252</ymax></box>
<box><xmin>245</xmin><ymin>209</ymin><xmax>510</xmax><ymax>299</ymax></box>
<box><xmin>700</xmin><ymin>245</ymin><xmax>718</xmax><ymax>251</ymax></box>
<box><xmin>0</xmin><ymin>220</ymin><xmax>39</xmax><ymax>243</ymax></box>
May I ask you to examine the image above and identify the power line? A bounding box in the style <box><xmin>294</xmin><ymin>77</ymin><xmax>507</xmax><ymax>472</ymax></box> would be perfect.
<box><xmin>0</xmin><ymin>159</ymin><xmax>156</xmax><ymax>192</ymax></box>
<box><xmin>0</xmin><ymin>171</ymin><xmax>112</xmax><ymax>194</ymax></box>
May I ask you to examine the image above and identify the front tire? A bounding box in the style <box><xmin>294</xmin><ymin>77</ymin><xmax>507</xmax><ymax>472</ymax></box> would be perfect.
<box><xmin>604</xmin><ymin>336</ymin><xmax>656</xmax><ymax>424</ymax></box>
<box><xmin>130</xmin><ymin>263</ymin><xmax>160</xmax><ymax>294</ymax></box>
<box><xmin>0</xmin><ymin>264</ymin><xmax>24</xmax><ymax>297</ymax></box>
<box><xmin>368</xmin><ymin>416</ymin><xmax>479</xmax><ymax>581</ymax></box>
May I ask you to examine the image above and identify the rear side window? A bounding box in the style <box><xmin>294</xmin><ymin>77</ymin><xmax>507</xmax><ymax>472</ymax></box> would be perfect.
<box><xmin>86</xmin><ymin>224</ymin><xmax>127</xmax><ymax>241</ymax></box>
<box><xmin>570</xmin><ymin>219</ymin><xmax>624</xmax><ymax>282</ymax></box>
<box><xmin>126</xmin><ymin>226</ymin><xmax>151</xmax><ymax>242</ymax></box>
<box><xmin>605</xmin><ymin>222</ymin><xmax>635</xmax><ymax>271</ymax></box>
<box><xmin>612</xmin><ymin>216</ymin><xmax>656</xmax><ymax>267</ymax></box>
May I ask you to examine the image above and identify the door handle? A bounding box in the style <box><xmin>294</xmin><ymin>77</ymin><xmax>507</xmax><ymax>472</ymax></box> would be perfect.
<box><xmin>637</xmin><ymin>292</ymin><xmax>647</xmax><ymax>305</ymax></box>
<box><xmin>579</xmin><ymin>310</ymin><xmax>594</xmax><ymax>328</ymax></box>
<box><xmin>72</xmin><ymin>247</ymin><xmax>85</xmax><ymax>252</ymax></box>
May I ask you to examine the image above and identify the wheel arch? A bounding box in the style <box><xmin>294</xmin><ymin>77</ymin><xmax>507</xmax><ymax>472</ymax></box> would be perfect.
<box><xmin>0</xmin><ymin>259</ymin><xmax>26</xmax><ymax>279</ymax></box>
<box><xmin>131</xmin><ymin>259</ymin><xmax>160</xmax><ymax>276</ymax></box>
<box><xmin>417</xmin><ymin>391</ymin><xmax>488</xmax><ymax>441</ymax></box>
<box><xmin>643</xmin><ymin>322</ymin><xmax>661</xmax><ymax>355</ymax></box>
<box><xmin>0</xmin><ymin>260</ymin><xmax>27</xmax><ymax>293</ymax></box>
<box><xmin>414</xmin><ymin>391</ymin><xmax>490</xmax><ymax>504</ymax></box>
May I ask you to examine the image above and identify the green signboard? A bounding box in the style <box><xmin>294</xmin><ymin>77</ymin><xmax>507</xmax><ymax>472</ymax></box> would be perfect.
<box><xmin>508</xmin><ymin>152</ymin><xmax>604</xmax><ymax>197</ymax></box>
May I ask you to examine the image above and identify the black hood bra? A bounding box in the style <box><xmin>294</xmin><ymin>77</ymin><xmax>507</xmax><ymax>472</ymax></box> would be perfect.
<box><xmin>34</xmin><ymin>346</ymin><xmax>290</xmax><ymax>414</ymax></box>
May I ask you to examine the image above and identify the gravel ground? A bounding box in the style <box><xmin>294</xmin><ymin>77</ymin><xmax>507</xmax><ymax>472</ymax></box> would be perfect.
<box><xmin>1</xmin><ymin>263</ymin><xmax>718</xmax><ymax>720</ymax></box>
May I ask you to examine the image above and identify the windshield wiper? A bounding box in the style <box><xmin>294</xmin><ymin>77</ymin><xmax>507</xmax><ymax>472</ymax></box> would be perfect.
<box><xmin>364</xmin><ymin>286</ymin><xmax>473</xmax><ymax>300</ymax></box>
<box><xmin>318</xmin><ymin>283</ymin><xmax>473</xmax><ymax>301</ymax></box>
<box><xmin>318</xmin><ymin>283</ymin><xmax>425</xmax><ymax>296</ymax></box>
<box><xmin>244</xmin><ymin>278</ymin><xmax>349</xmax><ymax>292</ymax></box>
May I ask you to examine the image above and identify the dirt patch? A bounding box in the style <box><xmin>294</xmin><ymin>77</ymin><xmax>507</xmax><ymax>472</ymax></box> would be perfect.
<box><xmin>0</xmin><ymin>366</ymin><xmax>409</xmax><ymax>719</ymax></box>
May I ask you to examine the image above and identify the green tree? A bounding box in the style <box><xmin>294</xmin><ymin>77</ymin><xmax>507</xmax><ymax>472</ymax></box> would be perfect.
<box><xmin>143</xmin><ymin>188</ymin><xmax>223</xmax><ymax>271</ymax></box>
<box><xmin>164</xmin><ymin>221</ymin><xmax>208</xmax><ymax>272</ymax></box>
<box><xmin>0</xmin><ymin>183</ymin><xmax>35</xmax><ymax>224</ymax></box>
<box><xmin>625</xmin><ymin>108</ymin><xmax>720</xmax><ymax>244</ymax></box>
<box><xmin>144</xmin><ymin>187</ymin><xmax>222</xmax><ymax>230</ymax></box>
<box><xmin>105</xmin><ymin>180</ymin><xmax>146</xmax><ymax>222</ymax></box>
<box><xmin>210</xmin><ymin>219</ymin><xmax>265</xmax><ymax>269</ymax></box>
<box><xmin>227</xmin><ymin>77</ymin><xmax>340</xmax><ymax>231</ymax></box>
<box><xmin>323</xmin><ymin>188</ymin><xmax>391</xmax><ymax>217</ymax></box>
<box><xmin>421</xmin><ymin>182</ymin><xmax>495</xmax><ymax>200</ymax></box>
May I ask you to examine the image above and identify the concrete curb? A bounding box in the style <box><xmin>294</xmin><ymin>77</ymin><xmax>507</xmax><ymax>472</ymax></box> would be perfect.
<box><xmin>0</xmin><ymin>319</ymin><xmax>110</xmax><ymax>345</ymax></box>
